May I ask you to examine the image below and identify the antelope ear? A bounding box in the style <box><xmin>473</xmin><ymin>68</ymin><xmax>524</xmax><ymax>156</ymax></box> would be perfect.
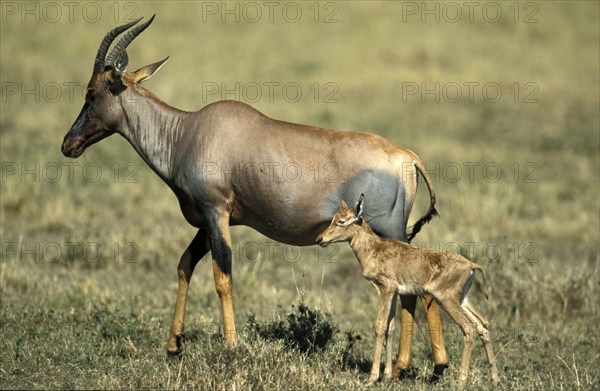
<box><xmin>106</xmin><ymin>50</ymin><xmax>129</xmax><ymax>82</ymax></box>
<box><xmin>340</xmin><ymin>199</ymin><xmax>349</xmax><ymax>209</ymax></box>
<box><xmin>132</xmin><ymin>56</ymin><xmax>169</xmax><ymax>84</ymax></box>
<box><xmin>113</xmin><ymin>50</ymin><xmax>129</xmax><ymax>75</ymax></box>
<box><xmin>355</xmin><ymin>193</ymin><xmax>365</xmax><ymax>219</ymax></box>
<box><xmin>107</xmin><ymin>51</ymin><xmax>128</xmax><ymax>93</ymax></box>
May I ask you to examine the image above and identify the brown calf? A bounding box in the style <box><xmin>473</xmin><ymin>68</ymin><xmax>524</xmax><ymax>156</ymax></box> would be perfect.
<box><xmin>317</xmin><ymin>194</ymin><xmax>499</xmax><ymax>386</ymax></box>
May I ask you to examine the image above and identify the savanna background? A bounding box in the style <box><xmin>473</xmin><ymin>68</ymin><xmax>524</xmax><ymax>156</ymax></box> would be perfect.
<box><xmin>1</xmin><ymin>1</ymin><xmax>598</xmax><ymax>390</ymax></box>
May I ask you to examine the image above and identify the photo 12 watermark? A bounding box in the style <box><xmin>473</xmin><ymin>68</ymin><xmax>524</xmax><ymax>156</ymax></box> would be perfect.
<box><xmin>194</xmin><ymin>318</ymin><xmax>543</xmax><ymax>346</ymax></box>
<box><xmin>400</xmin><ymin>81</ymin><xmax>539</xmax><ymax>104</ymax></box>
<box><xmin>410</xmin><ymin>240</ymin><xmax>540</xmax><ymax>264</ymax></box>
<box><xmin>199</xmin><ymin>161</ymin><xmax>341</xmax><ymax>184</ymax></box>
<box><xmin>1</xmin><ymin>1</ymin><xmax>142</xmax><ymax>24</ymax></box>
<box><xmin>1</xmin><ymin>240</ymin><xmax>139</xmax><ymax>264</ymax></box>
<box><xmin>1</xmin><ymin>81</ymin><xmax>139</xmax><ymax>104</ymax></box>
<box><xmin>422</xmin><ymin>161</ymin><xmax>540</xmax><ymax>184</ymax></box>
<box><xmin>403</xmin><ymin>319</ymin><xmax>543</xmax><ymax>346</ymax></box>
<box><xmin>201</xmin><ymin>81</ymin><xmax>339</xmax><ymax>104</ymax></box>
<box><xmin>1</xmin><ymin>161</ymin><xmax>140</xmax><ymax>184</ymax></box>
<box><xmin>400</xmin><ymin>1</ymin><xmax>539</xmax><ymax>24</ymax></box>
<box><xmin>199</xmin><ymin>1</ymin><xmax>340</xmax><ymax>24</ymax></box>
<box><xmin>198</xmin><ymin>241</ymin><xmax>341</xmax><ymax>264</ymax></box>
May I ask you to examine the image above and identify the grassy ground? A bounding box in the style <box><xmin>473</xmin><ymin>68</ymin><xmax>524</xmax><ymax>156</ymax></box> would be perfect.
<box><xmin>1</xmin><ymin>1</ymin><xmax>598</xmax><ymax>390</ymax></box>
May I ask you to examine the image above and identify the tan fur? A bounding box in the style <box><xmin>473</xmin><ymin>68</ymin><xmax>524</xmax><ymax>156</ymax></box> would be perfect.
<box><xmin>317</xmin><ymin>197</ymin><xmax>499</xmax><ymax>386</ymax></box>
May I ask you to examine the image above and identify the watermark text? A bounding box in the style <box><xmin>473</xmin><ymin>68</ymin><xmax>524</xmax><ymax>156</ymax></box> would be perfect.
<box><xmin>401</xmin><ymin>1</ymin><xmax>539</xmax><ymax>24</ymax></box>
<box><xmin>1</xmin><ymin>241</ymin><xmax>139</xmax><ymax>263</ymax></box>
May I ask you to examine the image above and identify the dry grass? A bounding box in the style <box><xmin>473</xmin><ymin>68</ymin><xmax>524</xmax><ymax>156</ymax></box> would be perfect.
<box><xmin>1</xmin><ymin>1</ymin><xmax>599</xmax><ymax>390</ymax></box>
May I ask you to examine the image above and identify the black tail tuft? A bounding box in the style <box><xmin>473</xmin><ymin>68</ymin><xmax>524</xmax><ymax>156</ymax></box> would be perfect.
<box><xmin>407</xmin><ymin>161</ymin><xmax>439</xmax><ymax>243</ymax></box>
<box><xmin>407</xmin><ymin>206</ymin><xmax>439</xmax><ymax>242</ymax></box>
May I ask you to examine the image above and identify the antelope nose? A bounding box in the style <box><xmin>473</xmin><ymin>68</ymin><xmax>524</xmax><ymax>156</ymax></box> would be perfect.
<box><xmin>316</xmin><ymin>236</ymin><xmax>326</xmax><ymax>247</ymax></box>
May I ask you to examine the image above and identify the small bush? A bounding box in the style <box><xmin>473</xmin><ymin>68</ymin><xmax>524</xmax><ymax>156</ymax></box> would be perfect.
<box><xmin>246</xmin><ymin>303</ymin><xmax>338</xmax><ymax>354</ymax></box>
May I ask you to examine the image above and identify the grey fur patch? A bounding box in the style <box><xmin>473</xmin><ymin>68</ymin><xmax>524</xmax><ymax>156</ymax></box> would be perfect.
<box><xmin>321</xmin><ymin>169</ymin><xmax>407</xmax><ymax>240</ymax></box>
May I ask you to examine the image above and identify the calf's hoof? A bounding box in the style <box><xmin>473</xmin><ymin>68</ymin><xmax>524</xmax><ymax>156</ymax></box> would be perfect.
<box><xmin>490</xmin><ymin>374</ymin><xmax>500</xmax><ymax>386</ymax></box>
<box><xmin>365</xmin><ymin>378</ymin><xmax>378</xmax><ymax>386</ymax></box>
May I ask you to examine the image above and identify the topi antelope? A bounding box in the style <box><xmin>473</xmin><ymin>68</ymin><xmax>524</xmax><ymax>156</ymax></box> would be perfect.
<box><xmin>61</xmin><ymin>16</ymin><xmax>449</xmax><ymax>377</ymax></box>
<box><xmin>316</xmin><ymin>194</ymin><xmax>500</xmax><ymax>386</ymax></box>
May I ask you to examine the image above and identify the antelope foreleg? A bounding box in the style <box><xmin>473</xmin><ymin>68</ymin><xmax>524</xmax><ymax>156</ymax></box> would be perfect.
<box><xmin>167</xmin><ymin>230</ymin><xmax>209</xmax><ymax>355</ymax></box>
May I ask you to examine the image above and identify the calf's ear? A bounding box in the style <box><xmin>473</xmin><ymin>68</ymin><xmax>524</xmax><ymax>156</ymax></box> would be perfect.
<box><xmin>355</xmin><ymin>193</ymin><xmax>365</xmax><ymax>219</ymax></box>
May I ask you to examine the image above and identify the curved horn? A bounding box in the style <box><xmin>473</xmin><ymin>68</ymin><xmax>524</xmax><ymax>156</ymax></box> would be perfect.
<box><xmin>105</xmin><ymin>14</ymin><xmax>156</xmax><ymax>70</ymax></box>
<box><xmin>93</xmin><ymin>17</ymin><xmax>143</xmax><ymax>73</ymax></box>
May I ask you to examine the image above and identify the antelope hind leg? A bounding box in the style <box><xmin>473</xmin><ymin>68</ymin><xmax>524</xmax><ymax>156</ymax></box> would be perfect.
<box><xmin>422</xmin><ymin>295</ymin><xmax>449</xmax><ymax>381</ymax></box>
<box><xmin>209</xmin><ymin>212</ymin><xmax>237</xmax><ymax>343</ymax></box>
<box><xmin>392</xmin><ymin>294</ymin><xmax>417</xmax><ymax>378</ymax></box>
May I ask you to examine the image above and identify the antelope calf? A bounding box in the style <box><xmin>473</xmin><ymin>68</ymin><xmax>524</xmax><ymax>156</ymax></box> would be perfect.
<box><xmin>316</xmin><ymin>194</ymin><xmax>499</xmax><ymax>386</ymax></box>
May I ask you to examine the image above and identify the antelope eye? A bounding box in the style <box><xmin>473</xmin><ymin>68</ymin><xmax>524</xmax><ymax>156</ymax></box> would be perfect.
<box><xmin>336</xmin><ymin>219</ymin><xmax>346</xmax><ymax>227</ymax></box>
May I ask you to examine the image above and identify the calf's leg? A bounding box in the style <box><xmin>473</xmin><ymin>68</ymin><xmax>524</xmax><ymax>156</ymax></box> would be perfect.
<box><xmin>368</xmin><ymin>289</ymin><xmax>395</xmax><ymax>385</ymax></box>
<box><xmin>441</xmin><ymin>300</ymin><xmax>476</xmax><ymax>386</ymax></box>
<box><xmin>463</xmin><ymin>301</ymin><xmax>499</xmax><ymax>385</ymax></box>
<box><xmin>383</xmin><ymin>293</ymin><xmax>398</xmax><ymax>380</ymax></box>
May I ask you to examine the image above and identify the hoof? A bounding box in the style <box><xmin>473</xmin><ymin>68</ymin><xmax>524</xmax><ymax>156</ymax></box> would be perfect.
<box><xmin>429</xmin><ymin>363</ymin><xmax>448</xmax><ymax>383</ymax></box>
<box><xmin>365</xmin><ymin>378</ymin><xmax>378</xmax><ymax>386</ymax></box>
<box><xmin>166</xmin><ymin>347</ymin><xmax>183</xmax><ymax>358</ymax></box>
<box><xmin>166</xmin><ymin>334</ymin><xmax>184</xmax><ymax>357</ymax></box>
<box><xmin>393</xmin><ymin>366</ymin><xmax>418</xmax><ymax>380</ymax></box>
<box><xmin>491</xmin><ymin>374</ymin><xmax>500</xmax><ymax>386</ymax></box>
<box><xmin>365</xmin><ymin>372</ymin><xmax>380</xmax><ymax>386</ymax></box>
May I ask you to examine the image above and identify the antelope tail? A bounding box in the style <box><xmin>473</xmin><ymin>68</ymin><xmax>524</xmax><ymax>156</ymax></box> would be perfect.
<box><xmin>407</xmin><ymin>160</ymin><xmax>439</xmax><ymax>242</ymax></box>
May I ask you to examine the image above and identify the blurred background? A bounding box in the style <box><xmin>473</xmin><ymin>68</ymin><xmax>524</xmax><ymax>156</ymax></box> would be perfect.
<box><xmin>1</xmin><ymin>1</ymin><xmax>598</xmax><ymax>389</ymax></box>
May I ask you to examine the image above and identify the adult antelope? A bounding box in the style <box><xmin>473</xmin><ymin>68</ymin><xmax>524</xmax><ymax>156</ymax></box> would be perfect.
<box><xmin>61</xmin><ymin>16</ymin><xmax>448</xmax><ymax>378</ymax></box>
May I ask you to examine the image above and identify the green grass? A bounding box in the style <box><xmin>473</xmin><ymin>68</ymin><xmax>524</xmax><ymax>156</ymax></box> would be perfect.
<box><xmin>1</xmin><ymin>1</ymin><xmax>599</xmax><ymax>390</ymax></box>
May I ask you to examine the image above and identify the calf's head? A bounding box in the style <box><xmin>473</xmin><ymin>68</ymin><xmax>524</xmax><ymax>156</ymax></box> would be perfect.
<box><xmin>316</xmin><ymin>193</ymin><xmax>365</xmax><ymax>246</ymax></box>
